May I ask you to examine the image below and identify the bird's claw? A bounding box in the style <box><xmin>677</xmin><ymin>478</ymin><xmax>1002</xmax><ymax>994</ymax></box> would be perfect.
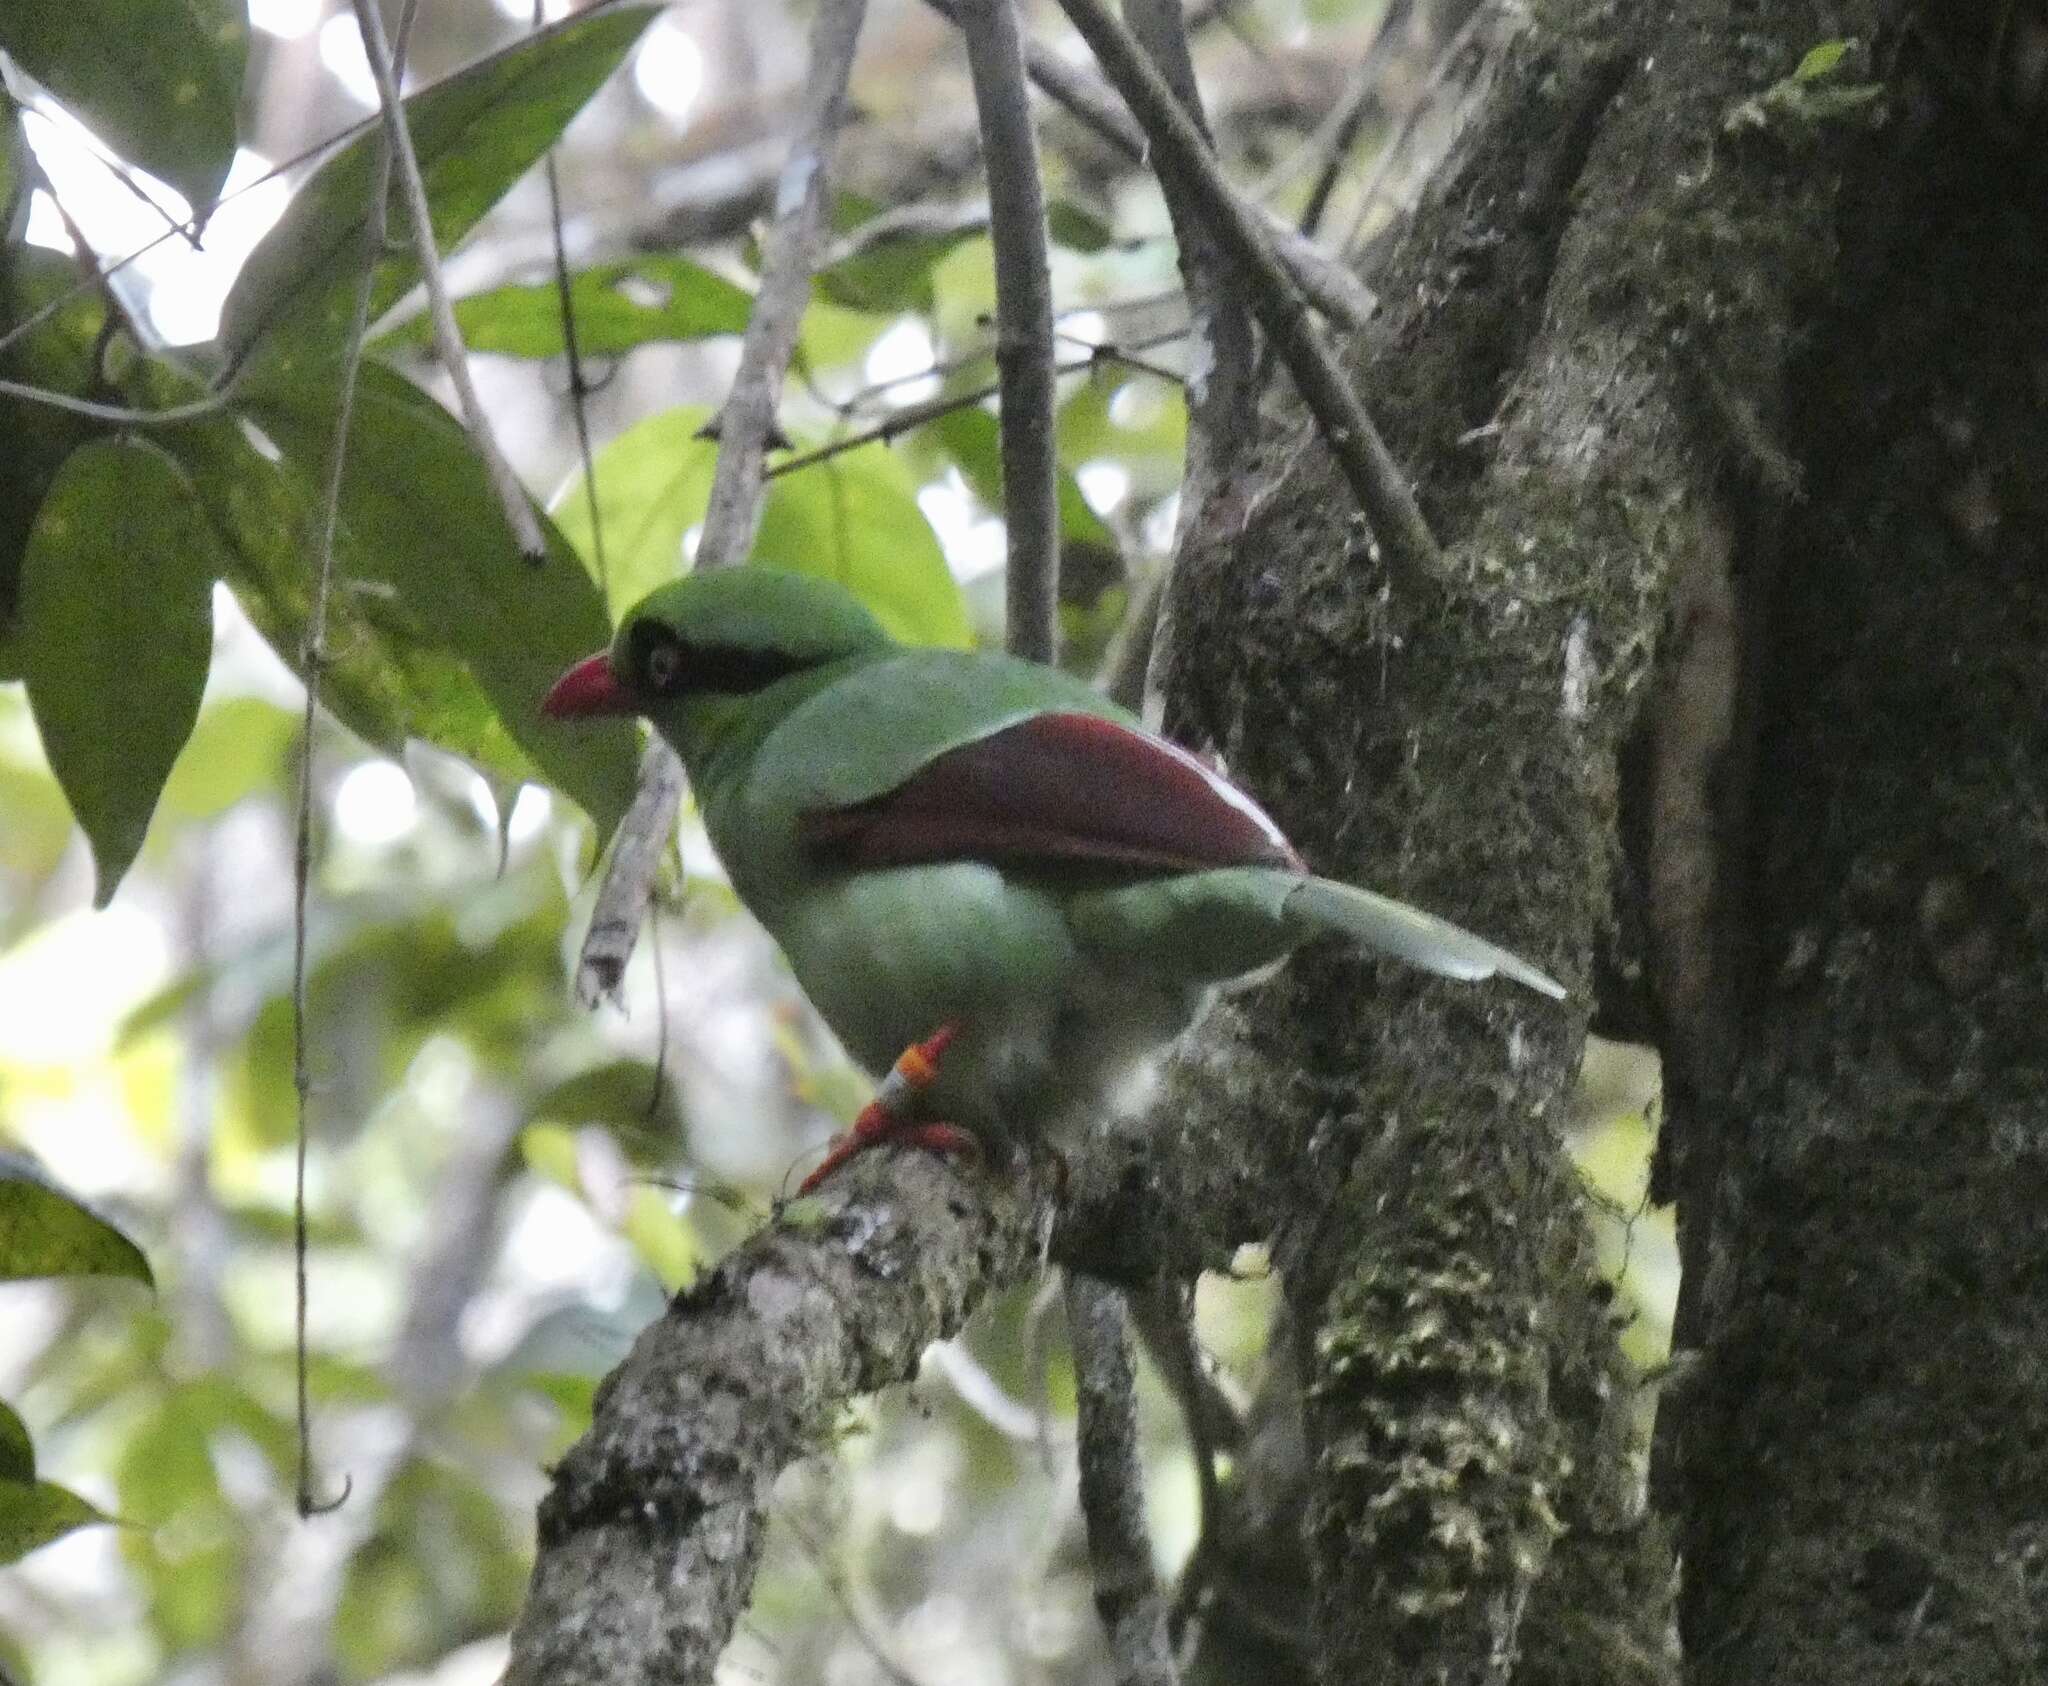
<box><xmin>797</xmin><ymin>1023</ymin><xmax>976</xmax><ymax>1194</ymax></box>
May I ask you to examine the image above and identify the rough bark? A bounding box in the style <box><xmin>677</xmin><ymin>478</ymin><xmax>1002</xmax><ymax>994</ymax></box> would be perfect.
<box><xmin>503</xmin><ymin>1155</ymin><xmax>1046</xmax><ymax>1686</ymax></box>
<box><xmin>1146</xmin><ymin>1</ymin><xmax>1902</xmax><ymax>1681</ymax></box>
<box><xmin>1667</xmin><ymin>39</ymin><xmax>2048</xmax><ymax>1683</ymax></box>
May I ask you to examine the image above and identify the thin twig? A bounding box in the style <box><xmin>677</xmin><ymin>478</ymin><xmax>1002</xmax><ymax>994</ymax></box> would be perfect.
<box><xmin>1339</xmin><ymin>0</ymin><xmax>1498</xmax><ymax>258</ymax></box>
<box><xmin>0</xmin><ymin>15</ymin><xmax>621</xmax><ymax>366</ymax></box>
<box><xmin>958</xmin><ymin>0</ymin><xmax>1060</xmax><ymax>665</ymax></box>
<box><xmin>575</xmin><ymin>744</ymin><xmax>686</xmax><ymax>1009</ymax></box>
<box><xmin>289</xmin><ymin>98</ymin><xmax>392</xmax><ymax>1533</ymax></box>
<box><xmin>1294</xmin><ymin>59</ymin><xmax>1387</xmax><ymax>237</ymax></box>
<box><xmin>919</xmin><ymin>0</ymin><xmax>1374</xmax><ymax>329</ymax></box>
<box><xmin>350</xmin><ymin>0</ymin><xmax>547</xmax><ymax>561</ymax></box>
<box><xmin>1066</xmin><ymin>1276</ymin><xmax>1182</xmax><ymax>1686</ymax></box>
<box><xmin>573</xmin><ymin>0</ymin><xmax>869</xmax><ymax>1006</ymax></box>
<box><xmin>288</xmin><ymin>0</ymin><xmax>430</xmax><ymax>1521</ymax></box>
<box><xmin>770</xmin><ymin>329</ymin><xmax>1189</xmax><ymax>483</ymax></box>
<box><xmin>532</xmin><ymin>0</ymin><xmax>608</xmax><ymax>595</ymax></box>
<box><xmin>1120</xmin><ymin>0</ymin><xmax>1257</xmax><ymax>734</ymax></box>
<box><xmin>544</xmin><ymin>155</ymin><xmax>607</xmax><ymax>594</ymax></box>
<box><xmin>1056</xmin><ymin>0</ymin><xmax>1444</xmax><ymax>584</ymax></box>
<box><xmin>0</xmin><ymin>378</ymin><xmax>230</xmax><ymax>424</ymax></box>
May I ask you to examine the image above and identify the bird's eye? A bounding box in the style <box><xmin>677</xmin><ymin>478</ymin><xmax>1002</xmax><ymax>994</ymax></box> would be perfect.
<box><xmin>643</xmin><ymin>638</ymin><xmax>683</xmax><ymax>693</ymax></box>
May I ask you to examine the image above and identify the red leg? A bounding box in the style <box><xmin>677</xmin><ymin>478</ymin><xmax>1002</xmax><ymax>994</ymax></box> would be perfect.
<box><xmin>797</xmin><ymin>1024</ymin><xmax>974</xmax><ymax>1195</ymax></box>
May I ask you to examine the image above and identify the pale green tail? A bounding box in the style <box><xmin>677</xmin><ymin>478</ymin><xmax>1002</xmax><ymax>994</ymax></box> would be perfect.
<box><xmin>1282</xmin><ymin>876</ymin><xmax>1566</xmax><ymax>1000</ymax></box>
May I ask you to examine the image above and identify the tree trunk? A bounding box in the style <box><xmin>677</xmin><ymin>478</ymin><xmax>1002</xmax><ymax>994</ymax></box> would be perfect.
<box><xmin>1150</xmin><ymin>1</ymin><xmax>1958</xmax><ymax>1681</ymax></box>
<box><xmin>1667</xmin><ymin>26</ymin><xmax>2048</xmax><ymax>1681</ymax></box>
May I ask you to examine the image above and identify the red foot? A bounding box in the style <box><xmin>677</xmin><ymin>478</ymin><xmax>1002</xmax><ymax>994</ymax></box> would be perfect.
<box><xmin>797</xmin><ymin>1120</ymin><xmax>981</xmax><ymax>1194</ymax></box>
<box><xmin>797</xmin><ymin>1023</ymin><xmax>972</xmax><ymax>1195</ymax></box>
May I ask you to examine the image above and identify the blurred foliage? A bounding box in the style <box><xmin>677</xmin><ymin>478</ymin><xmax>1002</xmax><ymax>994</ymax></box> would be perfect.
<box><xmin>0</xmin><ymin>0</ymin><xmax>1672</xmax><ymax>1682</ymax></box>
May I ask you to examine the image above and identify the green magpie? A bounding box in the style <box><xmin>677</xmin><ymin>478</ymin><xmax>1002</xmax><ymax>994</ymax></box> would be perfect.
<box><xmin>545</xmin><ymin>566</ymin><xmax>1563</xmax><ymax>1190</ymax></box>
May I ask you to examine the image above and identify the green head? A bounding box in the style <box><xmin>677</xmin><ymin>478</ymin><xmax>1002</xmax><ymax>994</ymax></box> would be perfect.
<box><xmin>542</xmin><ymin>566</ymin><xmax>895</xmax><ymax>766</ymax></box>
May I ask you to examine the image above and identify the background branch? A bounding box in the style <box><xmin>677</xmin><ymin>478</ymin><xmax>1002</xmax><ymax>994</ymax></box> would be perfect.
<box><xmin>1067</xmin><ymin>1276</ymin><xmax>1182</xmax><ymax>1686</ymax></box>
<box><xmin>572</xmin><ymin>0</ymin><xmax>869</xmax><ymax>1006</ymax></box>
<box><xmin>919</xmin><ymin>0</ymin><xmax>1374</xmax><ymax>329</ymax></box>
<box><xmin>1055</xmin><ymin>0</ymin><xmax>1441</xmax><ymax>585</ymax></box>
<box><xmin>958</xmin><ymin>0</ymin><xmax>1060</xmax><ymax>664</ymax></box>
<box><xmin>349</xmin><ymin>0</ymin><xmax>546</xmax><ymax>561</ymax></box>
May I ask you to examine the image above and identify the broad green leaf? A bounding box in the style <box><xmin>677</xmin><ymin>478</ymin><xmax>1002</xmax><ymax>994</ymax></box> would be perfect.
<box><xmin>0</xmin><ymin>1478</ymin><xmax>110</xmax><ymax>1566</ymax></box>
<box><xmin>114</xmin><ymin>1382</ymin><xmax>285</xmax><ymax>1651</ymax></box>
<box><xmin>158</xmin><ymin>696</ymin><xmax>297</xmax><ymax>821</ymax></box>
<box><xmin>623</xmin><ymin>1187</ymin><xmax>695</xmax><ymax>1291</ymax></box>
<box><xmin>928</xmin><ymin>405</ymin><xmax>1120</xmax><ymax>554</ymax></box>
<box><xmin>19</xmin><ymin>438</ymin><xmax>220</xmax><ymax>903</ymax></box>
<box><xmin>816</xmin><ymin>200</ymin><xmax>981</xmax><ymax>315</ymax></box>
<box><xmin>553</xmin><ymin>406</ymin><xmax>972</xmax><ymax>647</ymax></box>
<box><xmin>0</xmin><ymin>249</ymin><xmax>111</xmax><ymax>681</ymax></box>
<box><xmin>528</xmin><ymin>1059</ymin><xmax>683</xmax><ymax>1163</ymax></box>
<box><xmin>1055</xmin><ymin>367</ymin><xmax>1186</xmax><ymax>497</ymax></box>
<box><xmin>0</xmin><ymin>1151</ymin><xmax>152</xmax><ymax>1285</ymax></box>
<box><xmin>519</xmin><ymin>1123</ymin><xmax>582</xmax><ymax>1193</ymax></box>
<box><xmin>0</xmin><ymin>1403</ymin><xmax>30</xmax><ymax>1485</ymax></box>
<box><xmin>1047</xmin><ymin>199</ymin><xmax>1118</xmax><ymax>253</ymax></box>
<box><xmin>376</xmin><ymin>257</ymin><xmax>751</xmax><ymax>359</ymax></box>
<box><xmin>0</xmin><ymin>0</ymin><xmax>245</xmax><ymax>212</ymax></box>
<box><xmin>156</xmin><ymin>358</ymin><xmax>637</xmax><ymax>831</ymax></box>
<box><xmin>219</xmin><ymin>4</ymin><xmax>659</xmax><ymax>368</ymax></box>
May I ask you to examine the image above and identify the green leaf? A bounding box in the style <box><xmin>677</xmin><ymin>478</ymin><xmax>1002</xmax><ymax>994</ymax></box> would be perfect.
<box><xmin>19</xmin><ymin>438</ymin><xmax>221</xmax><ymax>903</ymax></box>
<box><xmin>0</xmin><ymin>0</ymin><xmax>245</xmax><ymax>213</ymax></box>
<box><xmin>1047</xmin><ymin>199</ymin><xmax>1118</xmax><ymax>253</ymax></box>
<box><xmin>552</xmin><ymin>406</ymin><xmax>972</xmax><ymax>647</ymax></box>
<box><xmin>219</xmin><ymin>4</ymin><xmax>660</xmax><ymax>368</ymax></box>
<box><xmin>0</xmin><ymin>1403</ymin><xmax>31</xmax><ymax>1485</ymax></box>
<box><xmin>528</xmin><ymin>1059</ymin><xmax>683</xmax><ymax>1163</ymax></box>
<box><xmin>816</xmin><ymin>201</ymin><xmax>982</xmax><ymax>315</ymax></box>
<box><xmin>154</xmin><ymin>358</ymin><xmax>637</xmax><ymax>832</ymax></box>
<box><xmin>0</xmin><ymin>1150</ymin><xmax>152</xmax><ymax>1285</ymax></box>
<box><xmin>158</xmin><ymin>696</ymin><xmax>298</xmax><ymax>821</ymax></box>
<box><xmin>0</xmin><ymin>249</ymin><xmax>111</xmax><ymax>681</ymax></box>
<box><xmin>1794</xmin><ymin>39</ymin><xmax>1850</xmax><ymax>81</ymax></box>
<box><xmin>0</xmin><ymin>1478</ymin><xmax>110</xmax><ymax>1566</ymax></box>
<box><xmin>927</xmin><ymin>405</ymin><xmax>1119</xmax><ymax>553</ymax></box>
<box><xmin>376</xmin><ymin>257</ymin><xmax>751</xmax><ymax>360</ymax></box>
<box><xmin>334</xmin><ymin>1459</ymin><xmax>525</xmax><ymax>1680</ymax></box>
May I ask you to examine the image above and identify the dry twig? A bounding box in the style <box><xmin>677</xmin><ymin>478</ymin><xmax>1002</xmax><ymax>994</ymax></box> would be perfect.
<box><xmin>572</xmin><ymin>0</ymin><xmax>870</xmax><ymax>1006</ymax></box>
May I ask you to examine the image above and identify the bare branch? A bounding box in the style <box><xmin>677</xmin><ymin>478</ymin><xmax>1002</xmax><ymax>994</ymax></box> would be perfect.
<box><xmin>1067</xmin><ymin>1276</ymin><xmax>1182</xmax><ymax>1686</ymax></box>
<box><xmin>349</xmin><ymin>0</ymin><xmax>546</xmax><ymax>561</ymax></box>
<box><xmin>574</xmin><ymin>743</ymin><xmax>687</xmax><ymax>1009</ymax></box>
<box><xmin>919</xmin><ymin>0</ymin><xmax>1374</xmax><ymax>330</ymax></box>
<box><xmin>572</xmin><ymin>0</ymin><xmax>869</xmax><ymax>1006</ymax></box>
<box><xmin>958</xmin><ymin>0</ymin><xmax>1060</xmax><ymax>664</ymax></box>
<box><xmin>504</xmin><ymin>1156</ymin><xmax>1048</xmax><ymax>1686</ymax></box>
<box><xmin>1055</xmin><ymin>0</ymin><xmax>1443</xmax><ymax>585</ymax></box>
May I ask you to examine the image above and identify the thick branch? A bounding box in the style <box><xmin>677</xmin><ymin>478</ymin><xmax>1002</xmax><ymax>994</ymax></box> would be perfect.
<box><xmin>957</xmin><ymin>0</ymin><xmax>1061</xmax><ymax>664</ymax></box>
<box><xmin>573</xmin><ymin>0</ymin><xmax>868</xmax><ymax>1005</ymax></box>
<box><xmin>504</xmin><ymin>1155</ymin><xmax>1048</xmax><ymax>1686</ymax></box>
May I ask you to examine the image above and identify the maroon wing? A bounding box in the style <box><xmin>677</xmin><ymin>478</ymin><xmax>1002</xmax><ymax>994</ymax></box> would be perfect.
<box><xmin>797</xmin><ymin>710</ymin><xmax>1306</xmax><ymax>875</ymax></box>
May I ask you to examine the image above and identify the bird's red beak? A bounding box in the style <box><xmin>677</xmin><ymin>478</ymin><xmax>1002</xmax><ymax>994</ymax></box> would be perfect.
<box><xmin>542</xmin><ymin>652</ymin><xmax>635</xmax><ymax>719</ymax></box>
